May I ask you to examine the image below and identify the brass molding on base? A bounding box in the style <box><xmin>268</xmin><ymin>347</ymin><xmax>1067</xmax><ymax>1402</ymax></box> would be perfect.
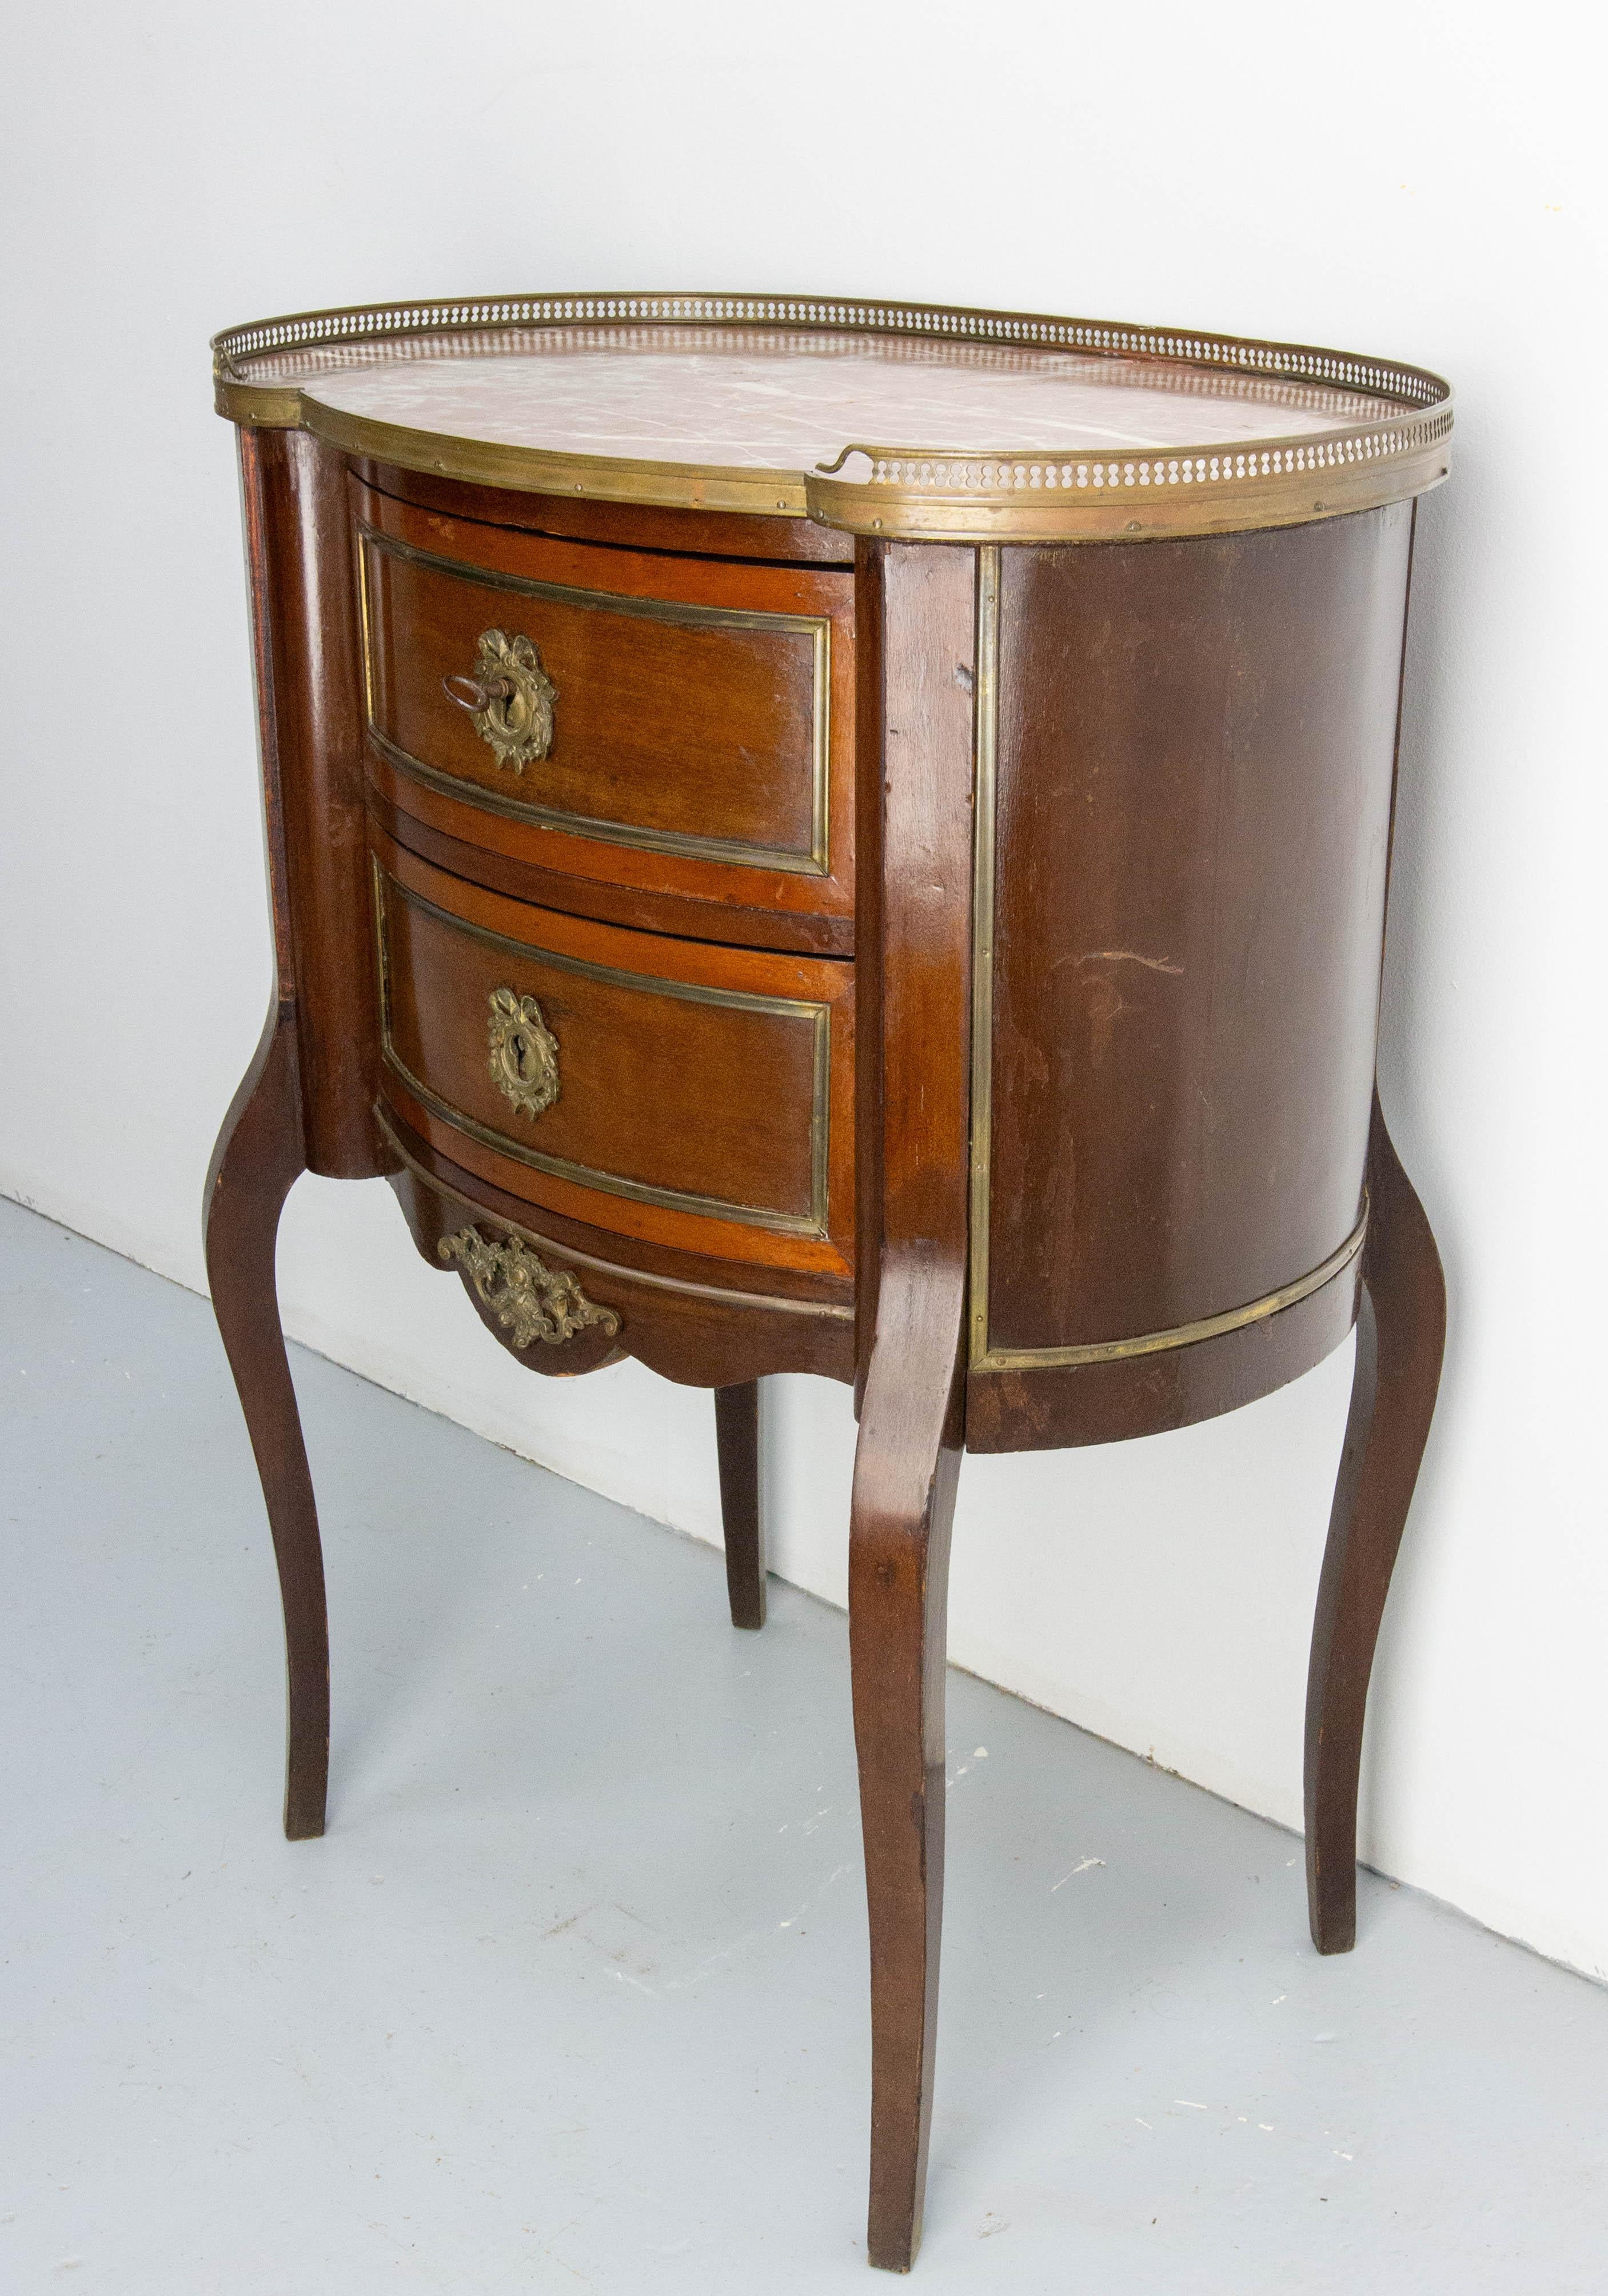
<box><xmin>971</xmin><ymin>1211</ymin><xmax>1369</xmax><ymax>1375</ymax></box>
<box><xmin>438</xmin><ymin>1225</ymin><xmax>620</xmax><ymax>1348</ymax></box>
<box><xmin>377</xmin><ymin>1104</ymin><xmax>853</xmax><ymax>1325</ymax></box>
<box><xmin>213</xmin><ymin>290</ymin><xmax>1453</xmax><ymax>544</ymax></box>
<box><xmin>487</xmin><ymin>984</ymin><xmax>560</xmax><ymax>1119</ymax></box>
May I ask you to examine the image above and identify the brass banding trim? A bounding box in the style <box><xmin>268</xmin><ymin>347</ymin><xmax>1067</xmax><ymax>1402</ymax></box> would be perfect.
<box><xmin>214</xmin><ymin>290</ymin><xmax>1453</xmax><ymax>544</ymax></box>
<box><xmin>966</xmin><ymin>540</ymin><xmax>1366</xmax><ymax>1373</ymax></box>
<box><xmin>372</xmin><ymin>861</ymin><xmax>833</xmax><ymax>1237</ymax></box>
<box><xmin>358</xmin><ymin>524</ymin><xmax>831</xmax><ymax>876</ymax></box>
<box><xmin>375</xmin><ymin>1104</ymin><xmax>853</xmax><ymax>1322</ymax></box>
<box><xmin>966</xmin><ymin>546</ymin><xmax>1001</xmax><ymax>1374</ymax></box>
<box><xmin>972</xmin><ymin>1213</ymin><xmax>1368</xmax><ymax>1373</ymax></box>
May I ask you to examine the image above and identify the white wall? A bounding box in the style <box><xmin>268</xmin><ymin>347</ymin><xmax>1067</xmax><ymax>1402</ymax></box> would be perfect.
<box><xmin>3</xmin><ymin>1</ymin><xmax>1605</xmax><ymax>1978</ymax></box>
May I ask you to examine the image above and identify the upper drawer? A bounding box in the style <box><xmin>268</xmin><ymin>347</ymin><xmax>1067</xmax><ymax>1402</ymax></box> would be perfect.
<box><xmin>354</xmin><ymin>481</ymin><xmax>855</xmax><ymax>932</ymax></box>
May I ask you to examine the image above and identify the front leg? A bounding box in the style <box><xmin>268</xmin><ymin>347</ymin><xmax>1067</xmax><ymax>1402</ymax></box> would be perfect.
<box><xmin>204</xmin><ymin>1001</ymin><xmax>329</xmax><ymax>1840</ymax></box>
<box><xmin>851</xmin><ymin>1257</ymin><xmax>965</xmax><ymax>2272</ymax></box>
<box><xmin>848</xmin><ymin>538</ymin><xmax>980</xmax><ymax>2269</ymax></box>
<box><xmin>1304</xmin><ymin>1093</ymin><xmax>1446</xmax><ymax>1950</ymax></box>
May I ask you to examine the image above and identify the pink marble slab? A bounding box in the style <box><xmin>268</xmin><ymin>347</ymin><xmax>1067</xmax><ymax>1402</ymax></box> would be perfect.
<box><xmin>240</xmin><ymin>325</ymin><xmax>1396</xmax><ymax>473</ymax></box>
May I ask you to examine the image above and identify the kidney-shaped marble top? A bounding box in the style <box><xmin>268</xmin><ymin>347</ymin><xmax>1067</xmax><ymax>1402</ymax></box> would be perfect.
<box><xmin>214</xmin><ymin>296</ymin><xmax>1453</xmax><ymax>540</ymax></box>
<box><xmin>236</xmin><ymin>322</ymin><xmax>1402</xmax><ymax>470</ymax></box>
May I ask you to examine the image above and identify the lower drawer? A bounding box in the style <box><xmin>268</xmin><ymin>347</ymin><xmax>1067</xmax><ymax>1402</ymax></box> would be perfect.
<box><xmin>370</xmin><ymin>832</ymin><xmax>855</xmax><ymax>1276</ymax></box>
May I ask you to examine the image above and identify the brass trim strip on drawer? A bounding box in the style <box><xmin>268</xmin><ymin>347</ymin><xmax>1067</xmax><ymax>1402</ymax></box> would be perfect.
<box><xmin>357</xmin><ymin>524</ymin><xmax>831</xmax><ymax>876</ymax></box>
<box><xmin>965</xmin><ymin>540</ymin><xmax>1366</xmax><ymax>1373</ymax></box>
<box><xmin>965</xmin><ymin>545</ymin><xmax>1001</xmax><ymax>1373</ymax></box>
<box><xmin>372</xmin><ymin>860</ymin><xmax>833</xmax><ymax>1237</ymax></box>
<box><xmin>375</xmin><ymin>1104</ymin><xmax>854</xmax><ymax>1323</ymax></box>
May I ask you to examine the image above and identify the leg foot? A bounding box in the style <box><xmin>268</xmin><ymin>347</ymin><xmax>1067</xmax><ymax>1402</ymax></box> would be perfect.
<box><xmin>850</xmin><ymin>1261</ymin><xmax>964</xmax><ymax>2271</ymax></box>
<box><xmin>715</xmin><ymin>1381</ymin><xmax>765</xmax><ymax>1630</ymax></box>
<box><xmin>1304</xmin><ymin>1095</ymin><xmax>1445</xmax><ymax>1952</ymax></box>
<box><xmin>204</xmin><ymin>1003</ymin><xmax>329</xmax><ymax>1840</ymax></box>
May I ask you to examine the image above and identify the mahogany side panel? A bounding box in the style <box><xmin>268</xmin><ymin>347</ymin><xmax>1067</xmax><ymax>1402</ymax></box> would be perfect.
<box><xmin>239</xmin><ymin>429</ymin><xmax>393</xmax><ymax>1179</ymax></box>
<box><xmin>980</xmin><ymin>506</ymin><xmax>1412</xmax><ymax>1364</ymax></box>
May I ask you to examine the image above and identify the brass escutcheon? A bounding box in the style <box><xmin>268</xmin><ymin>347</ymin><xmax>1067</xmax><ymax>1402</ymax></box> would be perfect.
<box><xmin>443</xmin><ymin>628</ymin><xmax>557</xmax><ymax>771</ymax></box>
<box><xmin>488</xmin><ymin>984</ymin><xmax>560</xmax><ymax>1119</ymax></box>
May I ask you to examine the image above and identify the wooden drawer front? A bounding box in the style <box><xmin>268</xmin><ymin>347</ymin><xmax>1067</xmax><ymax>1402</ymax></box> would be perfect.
<box><xmin>357</xmin><ymin>484</ymin><xmax>854</xmax><ymax>926</ymax></box>
<box><xmin>372</xmin><ymin>834</ymin><xmax>854</xmax><ymax>1276</ymax></box>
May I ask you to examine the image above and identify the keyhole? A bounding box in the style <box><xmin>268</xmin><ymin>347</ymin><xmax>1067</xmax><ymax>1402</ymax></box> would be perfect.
<box><xmin>510</xmin><ymin>1028</ymin><xmax>536</xmax><ymax>1080</ymax></box>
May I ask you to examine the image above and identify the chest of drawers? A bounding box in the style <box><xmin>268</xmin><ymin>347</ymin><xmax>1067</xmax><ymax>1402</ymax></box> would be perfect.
<box><xmin>206</xmin><ymin>293</ymin><xmax>1451</xmax><ymax>2270</ymax></box>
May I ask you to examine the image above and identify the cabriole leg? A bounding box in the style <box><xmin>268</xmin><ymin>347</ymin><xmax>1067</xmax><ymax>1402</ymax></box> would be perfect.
<box><xmin>715</xmin><ymin>1380</ymin><xmax>765</xmax><ymax>1630</ymax></box>
<box><xmin>849</xmin><ymin>1261</ymin><xmax>965</xmax><ymax>2272</ymax></box>
<box><xmin>204</xmin><ymin>1002</ymin><xmax>329</xmax><ymax>1841</ymax></box>
<box><xmin>1304</xmin><ymin>1093</ymin><xmax>1446</xmax><ymax>1952</ymax></box>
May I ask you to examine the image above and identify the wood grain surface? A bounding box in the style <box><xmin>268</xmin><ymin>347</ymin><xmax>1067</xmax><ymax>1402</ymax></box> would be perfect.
<box><xmin>358</xmin><ymin>482</ymin><xmax>857</xmax><ymax>932</ymax></box>
<box><xmin>240</xmin><ymin>430</ymin><xmax>394</xmax><ymax>1180</ymax></box>
<box><xmin>848</xmin><ymin>543</ymin><xmax>977</xmax><ymax>2272</ymax></box>
<box><xmin>371</xmin><ymin>830</ymin><xmax>855</xmax><ymax>1278</ymax></box>
<box><xmin>981</xmin><ymin>507</ymin><xmax>1411</xmax><ymax>1356</ymax></box>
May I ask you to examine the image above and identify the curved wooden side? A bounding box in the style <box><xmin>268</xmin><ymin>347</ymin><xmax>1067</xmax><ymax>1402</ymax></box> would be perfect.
<box><xmin>973</xmin><ymin>508</ymin><xmax>1413</xmax><ymax>1405</ymax></box>
<box><xmin>238</xmin><ymin>428</ymin><xmax>394</xmax><ymax>1180</ymax></box>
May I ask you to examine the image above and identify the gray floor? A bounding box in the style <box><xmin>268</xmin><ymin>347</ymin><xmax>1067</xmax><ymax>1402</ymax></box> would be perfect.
<box><xmin>2</xmin><ymin>1198</ymin><xmax>1604</xmax><ymax>2294</ymax></box>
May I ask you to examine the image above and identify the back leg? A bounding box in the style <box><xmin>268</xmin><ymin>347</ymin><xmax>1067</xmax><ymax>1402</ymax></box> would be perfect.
<box><xmin>715</xmin><ymin>1381</ymin><xmax>765</xmax><ymax>1629</ymax></box>
<box><xmin>204</xmin><ymin>1003</ymin><xmax>330</xmax><ymax>1839</ymax></box>
<box><xmin>1304</xmin><ymin>1093</ymin><xmax>1446</xmax><ymax>1951</ymax></box>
